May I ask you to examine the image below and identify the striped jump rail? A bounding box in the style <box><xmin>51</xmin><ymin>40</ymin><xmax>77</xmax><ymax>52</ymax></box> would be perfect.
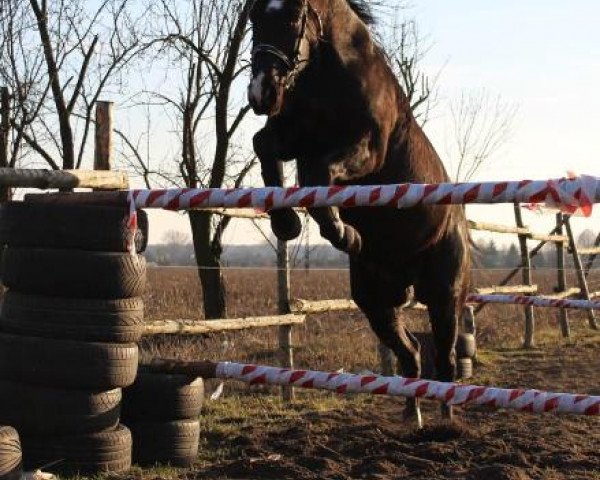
<box><xmin>466</xmin><ymin>294</ymin><xmax>600</xmax><ymax>310</ymax></box>
<box><xmin>127</xmin><ymin>175</ymin><xmax>600</xmax><ymax>214</ymax></box>
<box><xmin>150</xmin><ymin>359</ymin><xmax>600</xmax><ymax>416</ymax></box>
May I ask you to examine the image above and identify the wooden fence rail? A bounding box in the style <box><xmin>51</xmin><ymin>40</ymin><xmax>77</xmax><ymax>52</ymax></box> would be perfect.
<box><xmin>0</xmin><ymin>168</ymin><xmax>128</xmax><ymax>190</ymax></box>
<box><xmin>143</xmin><ymin>314</ymin><xmax>305</xmax><ymax>336</ymax></box>
<box><xmin>475</xmin><ymin>285</ymin><xmax>538</xmax><ymax>295</ymax></box>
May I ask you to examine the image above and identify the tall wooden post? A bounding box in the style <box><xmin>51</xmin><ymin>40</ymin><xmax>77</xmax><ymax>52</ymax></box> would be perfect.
<box><xmin>94</xmin><ymin>101</ymin><xmax>114</xmax><ymax>171</ymax></box>
<box><xmin>556</xmin><ymin>213</ymin><xmax>571</xmax><ymax>338</ymax></box>
<box><xmin>565</xmin><ymin>217</ymin><xmax>598</xmax><ymax>330</ymax></box>
<box><xmin>0</xmin><ymin>87</ymin><xmax>11</xmax><ymax>202</ymax></box>
<box><xmin>277</xmin><ymin>239</ymin><xmax>295</xmax><ymax>401</ymax></box>
<box><xmin>514</xmin><ymin>204</ymin><xmax>535</xmax><ymax>348</ymax></box>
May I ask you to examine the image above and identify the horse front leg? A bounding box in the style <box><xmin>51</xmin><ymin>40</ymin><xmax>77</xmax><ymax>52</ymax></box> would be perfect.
<box><xmin>297</xmin><ymin>159</ymin><xmax>362</xmax><ymax>255</ymax></box>
<box><xmin>253</xmin><ymin>127</ymin><xmax>302</xmax><ymax>241</ymax></box>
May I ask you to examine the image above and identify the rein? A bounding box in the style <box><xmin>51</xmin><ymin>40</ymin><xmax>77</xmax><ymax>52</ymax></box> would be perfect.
<box><xmin>251</xmin><ymin>0</ymin><xmax>323</xmax><ymax>89</ymax></box>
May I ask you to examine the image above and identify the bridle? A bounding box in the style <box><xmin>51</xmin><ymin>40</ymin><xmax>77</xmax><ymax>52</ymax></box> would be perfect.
<box><xmin>251</xmin><ymin>0</ymin><xmax>323</xmax><ymax>89</ymax></box>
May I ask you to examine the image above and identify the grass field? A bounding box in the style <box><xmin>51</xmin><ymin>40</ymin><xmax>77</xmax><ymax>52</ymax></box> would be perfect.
<box><xmin>131</xmin><ymin>266</ymin><xmax>600</xmax><ymax>479</ymax></box>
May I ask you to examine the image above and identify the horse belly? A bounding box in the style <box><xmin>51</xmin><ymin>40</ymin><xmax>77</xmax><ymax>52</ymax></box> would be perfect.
<box><xmin>341</xmin><ymin>206</ymin><xmax>447</xmax><ymax>266</ymax></box>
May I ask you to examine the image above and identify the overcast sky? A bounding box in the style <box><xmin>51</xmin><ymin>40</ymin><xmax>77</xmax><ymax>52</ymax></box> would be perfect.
<box><xmin>146</xmin><ymin>1</ymin><xmax>600</xmax><ymax>245</ymax></box>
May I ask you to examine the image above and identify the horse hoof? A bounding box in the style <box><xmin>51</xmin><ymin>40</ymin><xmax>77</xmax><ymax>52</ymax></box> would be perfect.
<box><xmin>270</xmin><ymin>209</ymin><xmax>302</xmax><ymax>241</ymax></box>
<box><xmin>403</xmin><ymin>406</ymin><xmax>423</xmax><ymax>429</ymax></box>
<box><xmin>330</xmin><ymin>225</ymin><xmax>362</xmax><ymax>255</ymax></box>
<box><xmin>343</xmin><ymin>225</ymin><xmax>362</xmax><ymax>255</ymax></box>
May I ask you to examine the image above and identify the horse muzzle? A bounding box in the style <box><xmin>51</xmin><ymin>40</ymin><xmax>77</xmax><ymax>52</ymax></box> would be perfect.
<box><xmin>248</xmin><ymin>73</ymin><xmax>284</xmax><ymax>116</ymax></box>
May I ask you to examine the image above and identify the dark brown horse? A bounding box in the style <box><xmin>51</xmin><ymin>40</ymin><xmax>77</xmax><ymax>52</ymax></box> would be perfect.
<box><xmin>248</xmin><ymin>0</ymin><xmax>470</xmax><ymax>426</ymax></box>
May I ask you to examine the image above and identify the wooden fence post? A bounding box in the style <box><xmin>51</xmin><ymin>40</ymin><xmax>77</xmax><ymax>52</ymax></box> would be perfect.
<box><xmin>556</xmin><ymin>213</ymin><xmax>571</xmax><ymax>338</ymax></box>
<box><xmin>473</xmin><ymin>219</ymin><xmax>567</xmax><ymax>315</ymax></box>
<box><xmin>514</xmin><ymin>204</ymin><xmax>535</xmax><ymax>348</ymax></box>
<box><xmin>565</xmin><ymin>217</ymin><xmax>598</xmax><ymax>330</ymax></box>
<box><xmin>0</xmin><ymin>87</ymin><xmax>11</xmax><ymax>202</ymax></box>
<box><xmin>277</xmin><ymin>239</ymin><xmax>295</xmax><ymax>401</ymax></box>
<box><xmin>584</xmin><ymin>232</ymin><xmax>600</xmax><ymax>277</ymax></box>
<box><xmin>94</xmin><ymin>101</ymin><xmax>114</xmax><ymax>171</ymax></box>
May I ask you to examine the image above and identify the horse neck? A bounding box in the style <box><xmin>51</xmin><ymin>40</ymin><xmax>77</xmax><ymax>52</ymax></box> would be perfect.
<box><xmin>316</xmin><ymin>0</ymin><xmax>371</xmax><ymax>63</ymax></box>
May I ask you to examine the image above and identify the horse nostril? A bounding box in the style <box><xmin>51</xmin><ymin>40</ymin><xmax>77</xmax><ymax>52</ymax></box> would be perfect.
<box><xmin>264</xmin><ymin>83</ymin><xmax>276</xmax><ymax>104</ymax></box>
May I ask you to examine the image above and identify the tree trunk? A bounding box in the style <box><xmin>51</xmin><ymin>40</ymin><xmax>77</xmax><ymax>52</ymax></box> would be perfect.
<box><xmin>29</xmin><ymin>0</ymin><xmax>75</xmax><ymax>170</ymax></box>
<box><xmin>189</xmin><ymin>210</ymin><xmax>227</xmax><ymax>319</ymax></box>
<box><xmin>0</xmin><ymin>87</ymin><xmax>12</xmax><ymax>202</ymax></box>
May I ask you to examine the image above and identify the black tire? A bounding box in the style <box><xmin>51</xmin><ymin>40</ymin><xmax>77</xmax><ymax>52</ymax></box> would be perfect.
<box><xmin>457</xmin><ymin>358</ymin><xmax>473</xmax><ymax>379</ymax></box>
<box><xmin>129</xmin><ymin>420</ymin><xmax>199</xmax><ymax>468</ymax></box>
<box><xmin>122</xmin><ymin>368</ymin><xmax>204</xmax><ymax>422</ymax></box>
<box><xmin>0</xmin><ymin>292</ymin><xmax>144</xmax><ymax>343</ymax></box>
<box><xmin>22</xmin><ymin>424</ymin><xmax>132</xmax><ymax>475</ymax></box>
<box><xmin>456</xmin><ymin>333</ymin><xmax>476</xmax><ymax>359</ymax></box>
<box><xmin>0</xmin><ymin>332</ymin><xmax>138</xmax><ymax>390</ymax></box>
<box><xmin>0</xmin><ymin>427</ymin><xmax>22</xmax><ymax>480</ymax></box>
<box><xmin>0</xmin><ymin>381</ymin><xmax>121</xmax><ymax>436</ymax></box>
<box><xmin>0</xmin><ymin>202</ymin><xmax>148</xmax><ymax>253</ymax></box>
<box><xmin>2</xmin><ymin>248</ymin><xmax>146</xmax><ymax>299</ymax></box>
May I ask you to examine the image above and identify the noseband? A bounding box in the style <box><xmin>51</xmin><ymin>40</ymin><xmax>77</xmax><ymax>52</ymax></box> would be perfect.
<box><xmin>252</xmin><ymin>0</ymin><xmax>323</xmax><ymax>88</ymax></box>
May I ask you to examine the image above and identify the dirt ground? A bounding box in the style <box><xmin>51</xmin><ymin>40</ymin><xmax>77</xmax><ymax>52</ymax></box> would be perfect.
<box><xmin>137</xmin><ymin>268</ymin><xmax>600</xmax><ymax>480</ymax></box>
<box><xmin>190</xmin><ymin>337</ymin><xmax>599</xmax><ymax>480</ymax></box>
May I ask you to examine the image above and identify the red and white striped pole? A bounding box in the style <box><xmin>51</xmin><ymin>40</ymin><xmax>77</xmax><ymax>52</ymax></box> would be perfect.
<box><xmin>127</xmin><ymin>175</ymin><xmax>599</xmax><ymax>214</ymax></box>
<box><xmin>467</xmin><ymin>294</ymin><xmax>600</xmax><ymax>310</ymax></box>
<box><xmin>150</xmin><ymin>359</ymin><xmax>600</xmax><ymax>416</ymax></box>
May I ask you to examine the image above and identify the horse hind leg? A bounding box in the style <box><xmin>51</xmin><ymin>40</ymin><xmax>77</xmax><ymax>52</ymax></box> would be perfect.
<box><xmin>427</xmin><ymin>296</ymin><xmax>459</xmax><ymax>421</ymax></box>
<box><xmin>364</xmin><ymin>306</ymin><xmax>423</xmax><ymax>428</ymax></box>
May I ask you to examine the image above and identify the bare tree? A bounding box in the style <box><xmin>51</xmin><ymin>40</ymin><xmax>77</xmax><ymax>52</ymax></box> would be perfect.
<box><xmin>0</xmin><ymin>0</ymin><xmax>144</xmax><ymax>170</ymax></box>
<box><xmin>163</xmin><ymin>229</ymin><xmax>191</xmax><ymax>245</ymax></box>
<box><xmin>577</xmin><ymin>229</ymin><xmax>597</xmax><ymax>247</ymax></box>
<box><xmin>130</xmin><ymin>0</ymin><xmax>254</xmax><ymax>319</ymax></box>
<box><xmin>448</xmin><ymin>89</ymin><xmax>518</xmax><ymax>182</ymax></box>
<box><xmin>382</xmin><ymin>14</ymin><xmax>440</xmax><ymax>126</ymax></box>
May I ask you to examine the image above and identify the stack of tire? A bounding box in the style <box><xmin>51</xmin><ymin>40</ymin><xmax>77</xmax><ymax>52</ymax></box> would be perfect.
<box><xmin>456</xmin><ymin>332</ymin><xmax>476</xmax><ymax>379</ymax></box>
<box><xmin>122</xmin><ymin>367</ymin><xmax>204</xmax><ymax>468</ymax></box>
<box><xmin>0</xmin><ymin>202</ymin><xmax>148</xmax><ymax>476</ymax></box>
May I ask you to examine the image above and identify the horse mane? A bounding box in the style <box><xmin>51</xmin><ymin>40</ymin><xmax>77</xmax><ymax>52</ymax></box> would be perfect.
<box><xmin>345</xmin><ymin>0</ymin><xmax>376</xmax><ymax>25</ymax></box>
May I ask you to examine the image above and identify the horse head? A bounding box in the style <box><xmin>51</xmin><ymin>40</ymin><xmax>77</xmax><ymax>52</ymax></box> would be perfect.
<box><xmin>248</xmin><ymin>0</ymin><xmax>323</xmax><ymax>116</ymax></box>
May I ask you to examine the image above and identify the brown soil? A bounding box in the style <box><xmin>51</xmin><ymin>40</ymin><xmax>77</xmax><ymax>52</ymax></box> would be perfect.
<box><xmin>194</xmin><ymin>339</ymin><xmax>599</xmax><ymax>480</ymax></box>
<box><xmin>139</xmin><ymin>268</ymin><xmax>600</xmax><ymax>480</ymax></box>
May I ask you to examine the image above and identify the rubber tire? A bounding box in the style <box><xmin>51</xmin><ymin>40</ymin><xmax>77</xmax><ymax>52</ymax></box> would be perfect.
<box><xmin>0</xmin><ymin>380</ymin><xmax>121</xmax><ymax>436</ymax></box>
<box><xmin>122</xmin><ymin>368</ymin><xmax>204</xmax><ymax>422</ymax></box>
<box><xmin>0</xmin><ymin>202</ymin><xmax>148</xmax><ymax>253</ymax></box>
<box><xmin>129</xmin><ymin>420</ymin><xmax>199</xmax><ymax>468</ymax></box>
<box><xmin>2</xmin><ymin>248</ymin><xmax>146</xmax><ymax>299</ymax></box>
<box><xmin>0</xmin><ymin>332</ymin><xmax>138</xmax><ymax>390</ymax></box>
<box><xmin>457</xmin><ymin>358</ymin><xmax>473</xmax><ymax>379</ymax></box>
<box><xmin>0</xmin><ymin>427</ymin><xmax>22</xmax><ymax>480</ymax></box>
<box><xmin>456</xmin><ymin>333</ymin><xmax>476</xmax><ymax>359</ymax></box>
<box><xmin>22</xmin><ymin>424</ymin><xmax>132</xmax><ymax>475</ymax></box>
<box><xmin>0</xmin><ymin>292</ymin><xmax>144</xmax><ymax>343</ymax></box>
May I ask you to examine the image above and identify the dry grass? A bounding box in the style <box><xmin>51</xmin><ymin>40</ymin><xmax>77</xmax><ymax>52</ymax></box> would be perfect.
<box><xmin>141</xmin><ymin>266</ymin><xmax>600</xmax><ymax>374</ymax></box>
<box><xmin>123</xmin><ymin>267</ymin><xmax>600</xmax><ymax>479</ymax></box>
